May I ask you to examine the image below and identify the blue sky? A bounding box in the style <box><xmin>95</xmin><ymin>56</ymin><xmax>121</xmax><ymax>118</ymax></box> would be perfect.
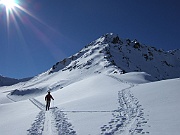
<box><xmin>0</xmin><ymin>0</ymin><xmax>179</xmax><ymax>79</ymax></box>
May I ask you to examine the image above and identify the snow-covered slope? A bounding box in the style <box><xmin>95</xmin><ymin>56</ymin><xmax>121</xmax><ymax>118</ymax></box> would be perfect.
<box><xmin>0</xmin><ymin>33</ymin><xmax>180</xmax><ymax>135</ymax></box>
<box><xmin>0</xmin><ymin>73</ymin><xmax>180</xmax><ymax>135</ymax></box>
<box><xmin>131</xmin><ymin>78</ymin><xmax>180</xmax><ymax>135</ymax></box>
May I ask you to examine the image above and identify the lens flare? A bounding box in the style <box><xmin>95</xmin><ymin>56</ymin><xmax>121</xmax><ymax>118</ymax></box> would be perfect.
<box><xmin>0</xmin><ymin>0</ymin><xmax>64</xmax><ymax>62</ymax></box>
<box><xmin>0</xmin><ymin>0</ymin><xmax>17</xmax><ymax>10</ymax></box>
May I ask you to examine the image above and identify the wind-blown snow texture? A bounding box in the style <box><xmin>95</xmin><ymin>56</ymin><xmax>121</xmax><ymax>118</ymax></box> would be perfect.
<box><xmin>0</xmin><ymin>33</ymin><xmax>180</xmax><ymax>135</ymax></box>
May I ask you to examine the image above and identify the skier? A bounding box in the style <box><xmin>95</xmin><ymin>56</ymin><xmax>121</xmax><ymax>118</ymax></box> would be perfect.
<box><xmin>45</xmin><ymin>91</ymin><xmax>54</xmax><ymax>111</ymax></box>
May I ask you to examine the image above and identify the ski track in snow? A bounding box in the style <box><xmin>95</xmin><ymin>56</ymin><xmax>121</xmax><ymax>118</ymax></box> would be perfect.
<box><xmin>100</xmin><ymin>75</ymin><xmax>150</xmax><ymax>135</ymax></box>
<box><xmin>28</xmin><ymin>98</ymin><xmax>76</xmax><ymax>135</ymax></box>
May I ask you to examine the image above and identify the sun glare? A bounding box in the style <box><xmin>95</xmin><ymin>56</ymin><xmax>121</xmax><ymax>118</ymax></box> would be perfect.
<box><xmin>0</xmin><ymin>0</ymin><xmax>17</xmax><ymax>10</ymax></box>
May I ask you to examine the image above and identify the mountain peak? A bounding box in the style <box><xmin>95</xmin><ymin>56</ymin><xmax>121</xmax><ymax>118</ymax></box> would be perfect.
<box><xmin>48</xmin><ymin>33</ymin><xmax>180</xmax><ymax>80</ymax></box>
<box><xmin>93</xmin><ymin>33</ymin><xmax>121</xmax><ymax>45</ymax></box>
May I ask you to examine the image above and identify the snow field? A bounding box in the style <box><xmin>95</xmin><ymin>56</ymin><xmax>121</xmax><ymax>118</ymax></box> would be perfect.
<box><xmin>36</xmin><ymin>74</ymin><xmax>130</xmax><ymax>134</ymax></box>
<box><xmin>34</xmin><ymin>74</ymin><xmax>151</xmax><ymax>134</ymax></box>
<box><xmin>0</xmin><ymin>73</ymin><xmax>179</xmax><ymax>134</ymax></box>
<box><xmin>0</xmin><ymin>99</ymin><xmax>39</xmax><ymax>135</ymax></box>
<box><xmin>131</xmin><ymin>78</ymin><xmax>180</xmax><ymax>135</ymax></box>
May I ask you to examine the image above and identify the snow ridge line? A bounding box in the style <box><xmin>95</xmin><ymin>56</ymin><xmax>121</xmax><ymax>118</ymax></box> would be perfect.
<box><xmin>100</xmin><ymin>75</ymin><xmax>149</xmax><ymax>134</ymax></box>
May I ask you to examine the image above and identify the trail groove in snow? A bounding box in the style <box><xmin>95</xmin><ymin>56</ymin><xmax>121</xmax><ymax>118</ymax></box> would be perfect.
<box><xmin>100</xmin><ymin>75</ymin><xmax>149</xmax><ymax>134</ymax></box>
<box><xmin>29</xmin><ymin>98</ymin><xmax>45</xmax><ymax>110</ymax></box>
<box><xmin>28</xmin><ymin>98</ymin><xmax>76</xmax><ymax>135</ymax></box>
<box><xmin>42</xmin><ymin>111</ymin><xmax>58</xmax><ymax>135</ymax></box>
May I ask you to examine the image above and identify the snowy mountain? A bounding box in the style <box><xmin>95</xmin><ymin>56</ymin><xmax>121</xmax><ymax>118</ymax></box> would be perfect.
<box><xmin>0</xmin><ymin>75</ymin><xmax>31</xmax><ymax>86</ymax></box>
<box><xmin>49</xmin><ymin>33</ymin><xmax>180</xmax><ymax>80</ymax></box>
<box><xmin>0</xmin><ymin>33</ymin><xmax>180</xmax><ymax>135</ymax></box>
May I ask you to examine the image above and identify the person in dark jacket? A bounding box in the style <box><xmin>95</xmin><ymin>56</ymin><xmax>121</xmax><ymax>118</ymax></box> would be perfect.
<box><xmin>45</xmin><ymin>91</ymin><xmax>54</xmax><ymax>111</ymax></box>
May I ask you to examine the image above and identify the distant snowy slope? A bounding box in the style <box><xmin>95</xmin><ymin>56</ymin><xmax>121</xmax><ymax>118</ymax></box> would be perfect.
<box><xmin>0</xmin><ymin>75</ymin><xmax>31</xmax><ymax>86</ymax></box>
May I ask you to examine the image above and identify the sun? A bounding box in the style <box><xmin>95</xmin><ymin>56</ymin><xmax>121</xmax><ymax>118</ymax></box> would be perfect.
<box><xmin>0</xmin><ymin>0</ymin><xmax>17</xmax><ymax>10</ymax></box>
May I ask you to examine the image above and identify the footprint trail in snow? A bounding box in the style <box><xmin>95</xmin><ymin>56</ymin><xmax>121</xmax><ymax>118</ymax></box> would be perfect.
<box><xmin>100</xmin><ymin>75</ymin><xmax>150</xmax><ymax>134</ymax></box>
<box><xmin>27</xmin><ymin>98</ymin><xmax>76</xmax><ymax>135</ymax></box>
